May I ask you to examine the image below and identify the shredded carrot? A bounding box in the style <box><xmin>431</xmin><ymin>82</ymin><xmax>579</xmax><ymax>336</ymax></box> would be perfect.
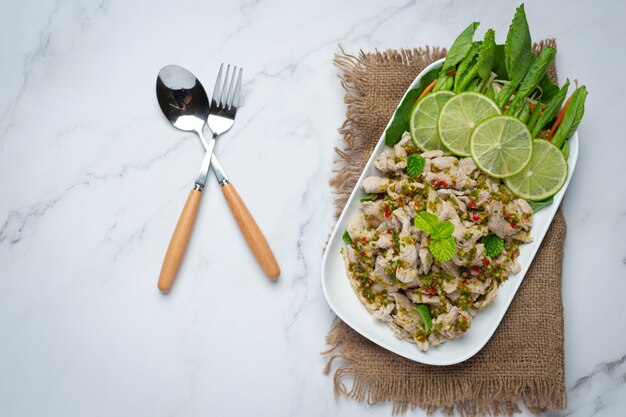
<box><xmin>417</xmin><ymin>79</ymin><xmax>437</xmax><ymax>101</ymax></box>
<box><xmin>547</xmin><ymin>94</ymin><xmax>573</xmax><ymax>140</ymax></box>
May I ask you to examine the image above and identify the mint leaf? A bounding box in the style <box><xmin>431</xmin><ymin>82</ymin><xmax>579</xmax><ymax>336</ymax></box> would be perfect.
<box><xmin>342</xmin><ymin>230</ymin><xmax>352</xmax><ymax>245</ymax></box>
<box><xmin>482</xmin><ymin>233</ymin><xmax>504</xmax><ymax>257</ymax></box>
<box><xmin>413</xmin><ymin>211</ymin><xmax>440</xmax><ymax>234</ymax></box>
<box><xmin>431</xmin><ymin>220</ymin><xmax>454</xmax><ymax>240</ymax></box>
<box><xmin>406</xmin><ymin>154</ymin><xmax>426</xmax><ymax>178</ymax></box>
<box><xmin>415</xmin><ymin>304</ymin><xmax>432</xmax><ymax>330</ymax></box>
<box><xmin>429</xmin><ymin>236</ymin><xmax>456</xmax><ymax>262</ymax></box>
<box><xmin>360</xmin><ymin>193</ymin><xmax>377</xmax><ymax>202</ymax></box>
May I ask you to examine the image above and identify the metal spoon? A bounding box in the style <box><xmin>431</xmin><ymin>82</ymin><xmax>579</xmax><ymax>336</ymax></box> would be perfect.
<box><xmin>155</xmin><ymin>65</ymin><xmax>217</xmax><ymax>293</ymax></box>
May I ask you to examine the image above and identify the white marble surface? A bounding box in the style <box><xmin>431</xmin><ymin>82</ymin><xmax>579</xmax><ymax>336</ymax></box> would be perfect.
<box><xmin>1</xmin><ymin>0</ymin><xmax>625</xmax><ymax>415</ymax></box>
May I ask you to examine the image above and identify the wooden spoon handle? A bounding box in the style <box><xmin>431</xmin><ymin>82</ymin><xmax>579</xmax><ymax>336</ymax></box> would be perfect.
<box><xmin>221</xmin><ymin>182</ymin><xmax>280</xmax><ymax>279</ymax></box>
<box><xmin>158</xmin><ymin>188</ymin><xmax>202</xmax><ymax>293</ymax></box>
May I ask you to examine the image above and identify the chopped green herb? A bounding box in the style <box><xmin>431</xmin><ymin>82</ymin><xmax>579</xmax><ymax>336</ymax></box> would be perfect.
<box><xmin>415</xmin><ymin>304</ymin><xmax>433</xmax><ymax>330</ymax></box>
<box><xmin>342</xmin><ymin>230</ymin><xmax>352</xmax><ymax>245</ymax></box>
<box><xmin>360</xmin><ymin>193</ymin><xmax>377</xmax><ymax>202</ymax></box>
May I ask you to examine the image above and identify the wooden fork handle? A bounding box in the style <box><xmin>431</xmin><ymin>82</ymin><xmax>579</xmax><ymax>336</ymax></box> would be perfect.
<box><xmin>221</xmin><ymin>182</ymin><xmax>280</xmax><ymax>280</ymax></box>
<box><xmin>158</xmin><ymin>188</ymin><xmax>202</xmax><ymax>293</ymax></box>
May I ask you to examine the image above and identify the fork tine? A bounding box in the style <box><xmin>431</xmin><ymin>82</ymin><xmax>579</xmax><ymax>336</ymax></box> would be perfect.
<box><xmin>211</xmin><ymin>63</ymin><xmax>224</xmax><ymax>105</ymax></box>
<box><xmin>219</xmin><ymin>64</ymin><xmax>231</xmax><ymax>107</ymax></box>
<box><xmin>233</xmin><ymin>67</ymin><xmax>242</xmax><ymax>109</ymax></box>
<box><xmin>225</xmin><ymin>66</ymin><xmax>238</xmax><ymax>110</ymax></box>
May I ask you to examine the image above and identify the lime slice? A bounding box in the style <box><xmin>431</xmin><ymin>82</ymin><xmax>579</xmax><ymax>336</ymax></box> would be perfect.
<box><xmin>469</xmin><ymin>115</ymin><xmax>533</xmax><ymax>178</ymax></box>
<box><xmin>504</xmin><ymin>139</ymin><xmax>568</xmax><ymax>200</ymax></box>
<box><xmin>437</xmin><ymin>92</ymin><xmax>500</xmax><ymax>156</ymax></box>
<box><xmin>409</xmin><ymin>91</ymin><xmax>454</xmax><ymax>151</ymax></box>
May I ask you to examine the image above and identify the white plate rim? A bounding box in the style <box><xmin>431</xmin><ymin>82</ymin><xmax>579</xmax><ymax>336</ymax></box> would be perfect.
<box><xmin>321</xmin><ymin>58</ymin><xmax>579</xmax><ymax>366</ymax></box>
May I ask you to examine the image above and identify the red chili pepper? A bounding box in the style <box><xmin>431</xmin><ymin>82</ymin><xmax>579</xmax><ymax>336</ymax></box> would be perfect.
<box><xmin>482</xmin><ymin>259</ymin><xmax>490</xmax><ymax>266</ymax></box>
<box><xmin>432</xmin><ymin>180</ymin><xmax>440</xmax><ymax>188</ymax></box>
<box><xmin>472</xmin><ymin>265</ymin><xmax>480</xmax><ymax>273</ymax></box>
<box><xmin>510</xmin><ymin>222</ymin><xmax>517</xmax><ymax>229</ymax></box>
<box><xmin>467</xmin><ymin>200</ymin><xmax>476</xmax><ymax>209</ymax></box>
<box><xmin>472</xmin><ymin>212</ymin><xmax>480</xmax><ymax>222</ymax></box>
<box><xmin>441</xmin><ymin>180</ymin><xmax>448</xmax><ymax>188</ymax></box>
<box><xmin>452</xmin><ymin>179</ymin><xmax>457</xmax><ymax>187</ymax></box>
<box><xmin>360</xmin><ymin>237</ymin><xmax>369</xmax><ymax>244</ymax></box>
<box><xmin>461</xmin><ymin>279</ymin><xmax>467</xmax><ymax>285</ymax></box>
<box><xmin>386</xmin><ymin>229</ymin><xmax>392</xmax><ymax>234</ymax></box>
<box><xmin>384</xmin><ymin>211</ymin><xmax>392</xmax><ymax>218</ymax></box>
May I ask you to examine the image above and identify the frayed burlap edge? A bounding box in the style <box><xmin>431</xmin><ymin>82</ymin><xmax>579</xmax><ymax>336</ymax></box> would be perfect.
<box><xmin>324</xmin><ymin>39</ymin><xmax>565</xmax><ymax>416</ymax></box>
<box><xmin>323</xmin><ymin>315</ymin><xmax>565</xmax><ymax>416</ymax></box>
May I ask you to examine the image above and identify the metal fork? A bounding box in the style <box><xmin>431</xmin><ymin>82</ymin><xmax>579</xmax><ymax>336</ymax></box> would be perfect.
<box><xmin>204</xmin><ymin>64</ymin><xmax>280</xmax><ymax>279</ymax></box>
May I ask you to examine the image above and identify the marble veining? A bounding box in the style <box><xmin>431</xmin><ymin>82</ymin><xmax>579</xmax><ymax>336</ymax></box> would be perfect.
<box><xmin>1</xmin><ymin>0</ymin><xmax>625</xmax><ymax>416</ymax></box>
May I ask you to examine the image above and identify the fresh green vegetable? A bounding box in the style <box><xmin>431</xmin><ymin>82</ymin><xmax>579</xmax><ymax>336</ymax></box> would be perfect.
<box><xmin>508</xmin><ymin>46</ymin><xmax>557</xmax><ymax>116</ymax></box>
<box><xmin>532</xmin><ymin>79</ymin><xmax>570</xmax><ymax>137</ymax></box>
<box><xmin>406</xmin><ymin>154</ymin><xmax>426</xmax><ymax>178</ymax></box>
<box><xmin>429</xmin><ymin>237</ymin><xmax>456</xmax><ymax>262</ymax></box>
<box><xmin>456</xmin><ymin>30</ymin><xmax>497</xmax><ymax>93</ymax></box>
<box><xmin>527</xmin><ymin>103</ymin><xmax>541</xmax><ymax>132</ymax></box>
<box><xmin>414</xmin><ymin>211</ymin><xmax>457</xmax><ymax>262</ymax></box>
<box><xmin>504</xmin><ymin>4</ymin><xmax>534</xmax><ymax>83</ymax></box>
<box><xmin>482</xmin><ymin>233</ymin><xmax>504</xmax><ymax>258</ymax></box>
<box><xmin>476</xmin><ymin>29</ymin><xmax>497</xmax><ymax>90</ymax></box>
<box><xmin>440</xmin><ymin>22</ymin><xmax>480</xmax><ymax>76</ymax></box>
<box><xmin>551</xmin><ymin>86</ymin><xmax>588</xmax><ymax>148</ymax></box>
<box><xmin>495</xmin><ymin>4</ymin><xmax>533</xmax><ymax>109</ymax></box>
<box><xmin>484</xmin><ymin>85</ymin><xmax>496</xmax><ymax>100</ymax></box>
<box><xmin>342</xmin><ymin>230</ymin><xmax>352</xmax><ymax>245</ymax></box>
<box><xmin>561</xmin><ymin>141</ymin><xmax>570</xmax><ymax>159</ymax></box>
<box><xmin>415</xmin><ymin>304</ymin><xmax>433</xmax><ymax>330</ymax></box>
<box><xmin>538</xmin><ymin>73</ymin><xmax>560</xmax><ymax>103</ymax></box>
<box><xmin>518</xmin><ymin>102</ymin><xmax>531</xmax><ymax>123</ymax></box>
<box><xmin>359</xmin><ymin>193</ymin><xmax>377</xmax><ymax>202</ymax></box>
<box><xmin>454</xmin><ymin>42</ymin><xmax>481</xmax><ymax>92</ymax></box>
<box><xmin>527</xmin><ymin>197</ymin><xmax>554</xmax><ymax>212</ymax></box>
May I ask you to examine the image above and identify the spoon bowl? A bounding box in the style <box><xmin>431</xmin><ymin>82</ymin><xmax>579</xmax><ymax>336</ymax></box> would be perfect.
<box><xmin>156</xmin><ymin>65</ymin><xmax>209</xmax><ymax>134</ymax></box>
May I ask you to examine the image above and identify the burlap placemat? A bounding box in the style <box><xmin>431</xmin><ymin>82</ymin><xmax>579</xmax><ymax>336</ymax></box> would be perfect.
<box><xmin>324</xmin><ymin>40</ymin><xmax>566</xmax><ymax>416</ymax></box>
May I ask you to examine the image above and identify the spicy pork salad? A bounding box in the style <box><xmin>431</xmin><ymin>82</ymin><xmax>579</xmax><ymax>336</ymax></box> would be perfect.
<box><xmin>342</xmin><ymin>134</ymin><xmax>532</xmax><ymax>351</ymax></box>
<box><xmin>340</xmin><ymin>4</ymin><xmax>587</xmax><ymax>351</ymax></box>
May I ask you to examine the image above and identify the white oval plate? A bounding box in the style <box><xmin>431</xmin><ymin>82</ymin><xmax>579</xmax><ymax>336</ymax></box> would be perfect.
<box><xmin>321</xmin><ymin>58</ymin><xmax>578</xmax><ymax>366</ymax></box>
